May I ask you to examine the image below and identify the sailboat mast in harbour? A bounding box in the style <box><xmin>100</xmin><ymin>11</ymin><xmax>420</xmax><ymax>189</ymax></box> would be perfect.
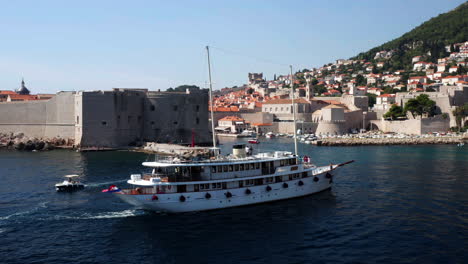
<box><xmin>290</xmin><ymin>65</ymin><xmax>298</xmax><ymax>156</ymax></box>
<box><xmin>206</xmin><ymin>46</ymin><xmax>217</xmax><ymax>150</ymax></box>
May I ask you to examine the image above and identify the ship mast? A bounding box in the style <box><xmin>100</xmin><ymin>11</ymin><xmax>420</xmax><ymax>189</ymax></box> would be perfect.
<box><xmin>290</xmin><ymin>65</ymin><xmax>298</xmax><ymax>156</ymax></box>
<box><xmin>206</xmin><ymin>46</ymin><xmax>217</xmax><ymax>151</ymax></box>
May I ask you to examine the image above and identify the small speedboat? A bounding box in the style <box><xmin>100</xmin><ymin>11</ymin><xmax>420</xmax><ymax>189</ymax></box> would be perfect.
<box><xmin>248</xmin><ymin>138</ymin><xmax>260</xmax><ymax>144</ymax></box>
<box><xmin>265</xmin><ymin>132</ymin><xmax>275</xmax><ymax>139</ymax></box>
<box><xmin>55</xmin><ymin>174</ymin><xmax>85</xmax><ymax>192</ymax></box>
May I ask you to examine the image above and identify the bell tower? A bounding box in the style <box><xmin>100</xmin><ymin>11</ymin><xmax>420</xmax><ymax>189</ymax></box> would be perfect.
<box><xmin>305</xmin><ymin>77</ymin><xmax>314</xmax><ymax>101</ymax></box>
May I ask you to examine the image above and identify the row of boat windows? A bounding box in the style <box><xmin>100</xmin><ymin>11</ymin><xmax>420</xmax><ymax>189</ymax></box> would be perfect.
<box><xmin>143</xmin><ymin>172</ymin><xmax>309</xmax><ymax>194</ymax></box>
<box><xmin>210</xmin><ymin>163</ymin><xmax>259</xmax><ymax>173</ymax></box>
<box><xmin>192</xmin><ymin>173</ymin><xmax>306</xmax><ymax>192</ymax></box>
<box><xmin>208</xmin><ymin>158</ymin><xmax>297</xmax><ymax>174</ymax></box>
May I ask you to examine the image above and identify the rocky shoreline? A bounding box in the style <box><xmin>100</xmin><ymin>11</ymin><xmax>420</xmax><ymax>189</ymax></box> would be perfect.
<box><xmin>0</xmin><ymin>133</ymin><xmax>74</xmax><ymax>151</ymax></box>
<box><xmin>319</xmin><ymin>136</ymin><xmax>465</xmax><ymax>146</ymax></box>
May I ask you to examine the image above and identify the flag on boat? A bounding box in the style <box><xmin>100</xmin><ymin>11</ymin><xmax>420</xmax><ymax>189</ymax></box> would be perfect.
<box><xmin>102</xmin><ymin>185</ymin><xmax>121</xmax><ymax>193</ymax></box>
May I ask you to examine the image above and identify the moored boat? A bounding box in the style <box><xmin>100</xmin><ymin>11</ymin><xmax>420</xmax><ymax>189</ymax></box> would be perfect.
<box><xmin>248</xmin><ymin>138</ymin><xmax>260</xmax><ymax>144</ymax></box>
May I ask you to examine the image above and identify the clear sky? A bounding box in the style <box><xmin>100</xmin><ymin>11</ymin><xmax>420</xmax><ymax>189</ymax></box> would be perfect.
<box><xmin>0</xmin><ymin>0</ymin><xmax>466</xmax><ymax>93</ymax></box>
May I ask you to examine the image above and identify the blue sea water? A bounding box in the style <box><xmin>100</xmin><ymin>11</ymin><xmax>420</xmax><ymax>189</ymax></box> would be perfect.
<box><xmin>0</xmin><ymin>139</ymin><xmax>467</xmax><ymax>264</ymax></box>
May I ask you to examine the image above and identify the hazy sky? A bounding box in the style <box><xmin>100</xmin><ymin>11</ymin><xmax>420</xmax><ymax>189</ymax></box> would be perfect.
<box><xmin>0</xmin><ymin>0</ymin><xmax>465</xmax><ymax>93</ymax></box>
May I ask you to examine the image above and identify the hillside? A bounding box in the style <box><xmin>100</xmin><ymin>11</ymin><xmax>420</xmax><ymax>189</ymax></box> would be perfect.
<box><xmin>352</xmin><ymin>2</ymin><xmax>468</xmax><ymax>70</ymax></box>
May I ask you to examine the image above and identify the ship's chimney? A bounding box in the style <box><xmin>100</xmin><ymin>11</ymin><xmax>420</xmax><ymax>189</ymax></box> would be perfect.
<box><xmin>232</xmin><ymin>144</ymin><xmax>246</xmax><ymax>158</ymax></box>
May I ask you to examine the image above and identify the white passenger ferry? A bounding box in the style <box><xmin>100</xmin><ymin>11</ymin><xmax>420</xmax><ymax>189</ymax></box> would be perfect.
<box><xmin>114</xmin><ymin>146</ymin><xmax>353</xmax><ymax>213</ymax></box>
<box><xmin>109</xmin><ymin>47</ymin><xmax>354</xmax><ymax>213</ymax></box>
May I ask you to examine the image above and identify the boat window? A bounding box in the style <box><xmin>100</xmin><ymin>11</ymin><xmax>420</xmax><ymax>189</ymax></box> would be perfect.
<box><xmin>177</xmin><ymin>185</ymin><xmax>187</xmax><ymax>193</ymax></box>
<box><xmin>289</xmin><ymin>174</ymin><xmax>293</xmax><ymax>180</ymax></box>
<box><xmin>217</xmin><ymin>183</ymin><xmax>222</xmax><ymax>188</ymax></box>
<box><xmin>240</xmin><ymin>164</ymin><xmax>244</xmax><ymax>171</ymax></box>
<box><xmin>302</xmin><ymin>172</ymin><xmax>308</xmax><ymax>178</ymax></box>
<box><xmin>217</xmin><ymin>166</ymin><xmax>223</xmax><ymax>173</ymax></box>
<box><xmin>239</xmin><ymin>181</ymin><xmax>244</xmax><ymax>188</ymax></box>
<box><xmin>194</xmin><ymin>184</ymin><xmax>199</xmax><ymax>192</ymax></box>
<box><xmin>229</xmin><ymin>165</ymin><xmax>233</xmax><ymax>172</ymax></box>
<box><xmin>255</xmin><ymin>163</ymin><xmax>260</xmax><ymax>169</ymax></box>
<box><xmin>211</xmin><ymin>166</ymin><xmax>216</xmax><ymax>173</ymax></box>
<box><xmin>212</xmin><ymin>183</ymin><xmax>217</xmax><ymax>189</ymax></box>
<box><xmin>223</xmin><ymin>165</ymin><xmax>228</xmax><ymax>172</ymax></box>
<box><xmin>245</xmin><ymin>164</ymin><xmax>249</xmax><ymax>170</ymax></box>
<box><xmin>275</xmin><ymin>176</ymin><xmax>282</xmax><ymax>182</ymax></box>
<box><xmin>222</xmin><ymin>182</ymin><xmax>227</xmax><ymax>189</ymax></box>
<box><xmin>234</xmin><ymin>164</ymin><xmax>239</xmax><ymax>171</ymax></box>
<box><xmin>280</xmin><ymin>160</ymin><xmax>284</xmax><ymax>166</ymax></box>
<box><xmin>200</xmin><ymin>167</ymin><xmax>205</xmax><ymax>173</ymax></box>
<box><xmin>250</xmin><ymin>163</ymin><xmax>255</xmax><ymax>170</ymax></box>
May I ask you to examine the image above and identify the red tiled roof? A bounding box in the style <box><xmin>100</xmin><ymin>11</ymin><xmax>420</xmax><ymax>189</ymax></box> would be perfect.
<box><xmin>219</xmin><ymin>116</ymin><xmax>244</xmax><ymax>122</ymax></box>
<box><xmin>0</xmin><ymin>90</ymin><xmax>18</xmax><ymax>95</ymax></box>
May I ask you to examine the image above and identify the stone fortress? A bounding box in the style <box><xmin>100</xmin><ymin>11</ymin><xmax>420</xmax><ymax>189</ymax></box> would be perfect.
<box><xmin>0</xmin><ymin>84</ymin><xmax>212</xmax><ymax>148</ymax></box>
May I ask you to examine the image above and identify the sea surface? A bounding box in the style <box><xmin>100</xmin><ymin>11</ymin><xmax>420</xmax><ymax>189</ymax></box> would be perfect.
<box><xmin>0</xmin><ymin>138</ymin><xmax>467</xmax><ymax>264</ymax></box>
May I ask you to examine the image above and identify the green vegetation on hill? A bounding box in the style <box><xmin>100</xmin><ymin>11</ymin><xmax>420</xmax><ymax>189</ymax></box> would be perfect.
<box><xmin>352</xmin><ymin>2</ymin><xmax>468</xmax><ymax>70</ymax></box>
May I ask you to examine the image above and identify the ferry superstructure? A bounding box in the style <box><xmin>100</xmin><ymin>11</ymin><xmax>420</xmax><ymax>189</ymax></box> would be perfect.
<box><xmin>115</xmin><ymin>147</ymin><xmax>352</xmax><ymax>213</ymax></box>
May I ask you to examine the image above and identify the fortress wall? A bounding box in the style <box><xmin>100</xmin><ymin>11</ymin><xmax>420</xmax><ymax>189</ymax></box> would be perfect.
<box><xmin>344</xmin><ymin>110</ymin><xmax>364</xmax><ymax>131</ymax></box>
<box><xmin>381</xmin><ymin>119</ymin><xmax>421</xmax><ymax>135</ymax></box>
<box><xmin>275</xmin><ymin>122</ymin><xmax>318</xmax><ymax>134</ymax></box>
<box><xmin>144</xmin><ymin>91</ymin><xmax>211</xmax><ymax>145</ymax></box>
<box><xmin>0</xmin><ymin>92</ymin><xmax>75</xmax><ymax>139</ymax></box>
<box><xmin>78</xmin><ymin>90</ymin><xmax>145</xmax><ymax>147</ymax></box>
<box><xmin>421</xmin><ymin>115</ymin><xmax>450</xmax><ymax>134</ymax></box>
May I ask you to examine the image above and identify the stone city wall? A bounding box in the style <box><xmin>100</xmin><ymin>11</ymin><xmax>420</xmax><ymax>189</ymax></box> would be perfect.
<box><xmin>0</xmin><ymin>92</ymin><xmax>76</xmax><ymax>140</ymax></box>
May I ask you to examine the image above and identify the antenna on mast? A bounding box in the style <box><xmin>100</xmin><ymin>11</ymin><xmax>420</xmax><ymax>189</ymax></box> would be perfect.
<box><xmin>206</xmin><ymin>46</ymin><xmax>218</xmax><ymax>153</ymax></box>
<box><xmin>290</xmin><ymin>65</ymin><xmax>298</xmax><ymax>156</ymax></box>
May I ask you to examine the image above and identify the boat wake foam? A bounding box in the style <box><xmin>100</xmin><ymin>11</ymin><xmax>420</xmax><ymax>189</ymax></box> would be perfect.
<box><xmin>0</xmin><ymin>202</ymin><xmax>48</xmax><ymax>221</ymax></box>
<box><xmin>54</xmin><ymin>209</ymin><xmax>147</xmax><ymax>220</ymax></box>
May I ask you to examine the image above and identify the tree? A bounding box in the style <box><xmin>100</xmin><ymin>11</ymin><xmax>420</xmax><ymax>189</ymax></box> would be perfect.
<box><xmin>311</xmin><ymin>78</ymin><xmax>318</xmax><ymax>85</ymax></box>
<box><xmin>404</xmin><ymin>94</ymin><xmax>436</xmax><ymax>117</ymax></box>
<box><xmin>366</xmin><ymin>93</ymin><xmax>377</xmax><ymax>107</ymax></box>
<box><xmin>452</xmin><ymin>103</ymin><xmax>468</xmax><ymax>131</ymax></box>
<box><xmin>167</xmin><ymin>85</ymin><xmax>201</xmax><ymax>92</ymax></box>
<box><xmin>384</xmin><ymin>105</ymin><xmax>405</xmax><ymax>120</ymax></box>
<box><xmin>356</xmin><ymin>74</ymin><xmax>366</xmax><ymax>86</ymax></box>
<box><xmin>457</xmin><ymin>65</ymin><xmax>467</xmax><ymax>75</ymax></box>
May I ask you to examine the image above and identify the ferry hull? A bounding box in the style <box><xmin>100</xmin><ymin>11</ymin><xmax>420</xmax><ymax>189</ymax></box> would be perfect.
<box><xmin>116</xmin><ymin>169</ymin><xmax>338</xmax><ymax>213</ymax></box>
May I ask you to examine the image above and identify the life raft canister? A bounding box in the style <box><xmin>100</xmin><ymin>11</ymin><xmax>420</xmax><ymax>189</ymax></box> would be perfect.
<box><xmin>283</xmin><ymin>182</ymin><xmax>288</xmax><ymax>188</ymax></box>
<box><xmin>225</xmin><ymin>192</ymin><xmax>232</xmax><ymax>198</ymax></box>
<box><xmin>298</xmin><ymin>180</ymin><xmax>304</xmax><ymax>186</ymax></box>
<box><xmin>205</xmin><ymin>193</ymin><xmax>211</xmax><ymax>199</ymax></box>
<box><xmin>266</xmin><ymin>186</ymin><xmax>272</xmax><ymax>192</ymax></box>
<box><xmin>151</xmin><ymin>195</ymin><xmax>158</xmax><ymax>201</ymax></box>
<box><xmin>179</xmin><ymin>195</ymin><xmax>186</xmax><ymax>202</ymax></box>
<box><xmin>313</xmin><ymin>177</ymin><xmax>319</xmax><ymax>182</ymax></box>
<box><xmin>245</xmin><ymin>189</ymin><xmax>252</xmax><ymax>195</ymax></box>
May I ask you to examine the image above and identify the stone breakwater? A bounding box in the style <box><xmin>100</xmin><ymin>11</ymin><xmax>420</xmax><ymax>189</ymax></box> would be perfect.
<box><xmin>319</xmin><ymin>136</ymin><xmax>464</xmax><ymax>146</ymax></box>
<box><xmin>0</xmin><ymin>132</ymin><xmax>74</xmax><ymax>151</ymax></box>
